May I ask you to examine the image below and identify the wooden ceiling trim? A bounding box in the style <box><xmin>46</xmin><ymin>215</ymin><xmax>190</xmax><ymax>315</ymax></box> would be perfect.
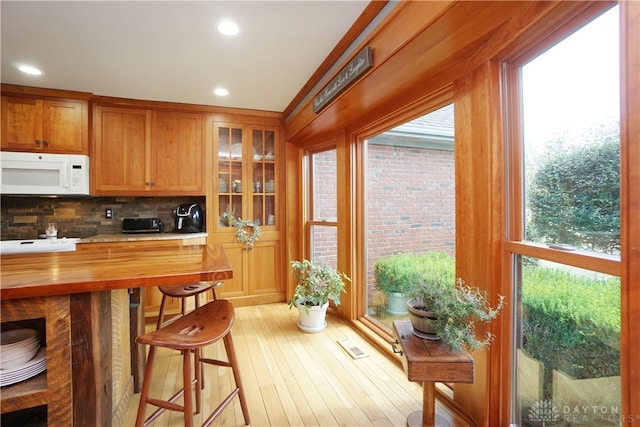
<box><xmin>285</xmin><ymin>1</ymin><xmax>523</xmax><ymax>143</ymax></box>
<box><xmin>282</xmin><ymin>1</ymin><xmax>389</xmax><ymax>118</ymax></box>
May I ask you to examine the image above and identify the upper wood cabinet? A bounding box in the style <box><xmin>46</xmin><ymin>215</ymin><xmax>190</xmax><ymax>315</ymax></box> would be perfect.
<box><xmin>1</xmin><ymin>95</ymin><xmax>88</xmax><ymax>154</ymax></box>
<box><xmin>92</xmin><ymin>106</ymin><xmax>204</xmax><ymax>196</ymax></box>
<box><xmin>214</xmin><ymin>122</ymin><xmax>279</xmax><ymax>230</ymax></box>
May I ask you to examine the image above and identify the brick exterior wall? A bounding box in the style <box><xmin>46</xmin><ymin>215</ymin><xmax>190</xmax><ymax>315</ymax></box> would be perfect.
<box><xmin>309</xmin><ymin>144</ymin><xmax>456</xmax><ymax>303</ymax></box>
<box><xmin>310</xmin><ymin>150</ymin><xmax>338</xmax><ymax>269</ymax></box>
<box><xmin>366</xmin><ymin>143</ymin><xmax>455</xmax><ymax>302</ymax></box>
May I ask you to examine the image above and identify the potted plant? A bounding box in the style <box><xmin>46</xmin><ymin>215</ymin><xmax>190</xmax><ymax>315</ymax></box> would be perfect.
<box><xmin>406</xmin><ymin>278</ymin><xmax>506</xmax><ymax>351</ymax></box>
<box><xmin>374</xmin><ymin>252</ymin><xmax>456</xmax><ymax>315</ymax></box>
<box><xmin>289</xmin><ymin>259</ymin><xmax>350</xmax><ymax>333</ymax></box>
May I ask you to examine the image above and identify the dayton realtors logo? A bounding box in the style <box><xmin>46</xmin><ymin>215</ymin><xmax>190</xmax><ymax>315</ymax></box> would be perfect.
<box><xmin>527</xmin><ymin>400</ymin><xmax>560</xmax><ymax>426</ymax></box>
<box><xmin>527</xmin><ymin>400</ymin><xmax>635</xmax><ymax>425</ymax></box>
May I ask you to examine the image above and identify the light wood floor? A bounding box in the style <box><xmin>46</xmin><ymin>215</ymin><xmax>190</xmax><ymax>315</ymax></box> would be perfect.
<box><xmin>121</xmin><ymin>303</ymin><xmax>469</xmax><ymax>427</ymax></box>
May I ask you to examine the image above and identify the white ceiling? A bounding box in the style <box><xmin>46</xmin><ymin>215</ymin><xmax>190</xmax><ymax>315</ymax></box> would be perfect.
<box><xmin>1</xmin><ymin>1</ymin><xmax>370</xmax><ymax>112</ymax></box>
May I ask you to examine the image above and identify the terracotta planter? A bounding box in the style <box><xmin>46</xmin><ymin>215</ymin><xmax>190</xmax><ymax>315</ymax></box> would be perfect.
<box><xmin>296</xmin><ymin>300</ymin><xmax>329</xmax><ymax>333</ymax></box>
<box><xmin>407</xmin><ymin>299</ymin><xmax>439</xmax><ymax>340</ymax></box>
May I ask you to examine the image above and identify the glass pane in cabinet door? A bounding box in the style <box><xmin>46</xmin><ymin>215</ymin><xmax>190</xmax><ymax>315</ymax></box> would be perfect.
<box><xmin>218</xmin><ymin>127</ymin><xmax>231</xmax><ymax>159</ymax></box>
<box><xmin>253</xmin><ymin>195</ymin><xmax>264</xmax><ymax>225</ymax></box>
<box><xmin>265</xmin><ymin>195</ymin><xmax>275</xmax><ymax>226</ymax></box>
<box><xmin>264</xmin><ymin>163</ymin><xmax>275</xmax><ymax>194</ymax></box>
<box><xmin>252</xmin><ymin>129</ymin><xmax>265</xmax><ymax>161</ymax></box>
<box><xmin>265</xmin><ymin>130</ymin><xmax>275</xmax><ymax>161</ymax></box>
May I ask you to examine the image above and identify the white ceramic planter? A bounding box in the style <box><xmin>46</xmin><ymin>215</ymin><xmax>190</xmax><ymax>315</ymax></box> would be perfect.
<box><xmin>385</xmin><ymin>292</ymin><xmax>408</xmax><ymax>315</ymax></box>
<box><xmin>296</xmin><ymin>301</ymin><xmax>329</xmax><ymax>333</ymax></box>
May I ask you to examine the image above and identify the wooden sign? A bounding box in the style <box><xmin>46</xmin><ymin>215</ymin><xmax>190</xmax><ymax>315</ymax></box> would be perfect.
<box><xmin>313</xmin><ymin>46</ymin><xmax>373</xmax><ymax>114</ymax></box>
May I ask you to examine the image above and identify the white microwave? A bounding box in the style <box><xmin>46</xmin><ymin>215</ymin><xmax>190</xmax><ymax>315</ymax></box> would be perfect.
<box><xmin>1</xmin><ymin>151</ymin><xmax>90</xmax><ymax>196</ymax></box>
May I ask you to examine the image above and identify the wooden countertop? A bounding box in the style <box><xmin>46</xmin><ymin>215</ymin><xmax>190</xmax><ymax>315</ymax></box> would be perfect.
<box><xmin>0</xmin><ymin>244</ymin><xmax>232</xmax><ymax>300</ymax></box>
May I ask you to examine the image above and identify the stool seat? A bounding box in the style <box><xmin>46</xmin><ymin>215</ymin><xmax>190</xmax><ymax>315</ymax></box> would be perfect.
<box><xmin>155</xmin><ymin>281</ymin><xmax>220</xmax><ymax>330</ymax></box>
<box><xmin>138</xmin><ymin>299</ymin><xmax>234</xmax><ymax>350</ymax></box>
<box><xmin>135</xmin><ymin>299</ymin><xmax>250</xmax><ymax>427</ymax></box>
<box><xmin>157</xmin><ymin>282</ymin><xmax>214</xmax><ymax>299</ymax></box>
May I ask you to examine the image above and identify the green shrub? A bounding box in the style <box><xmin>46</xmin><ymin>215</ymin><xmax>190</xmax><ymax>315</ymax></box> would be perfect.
<box><xmin>522</xmin><ymin>265</ymin><xmax>620</xmax><ymax>398</ymax></box>
<box><xmin>374</xmin><ymin>251</ymin><xmax>455</xmax><ymax>295</ymax></box>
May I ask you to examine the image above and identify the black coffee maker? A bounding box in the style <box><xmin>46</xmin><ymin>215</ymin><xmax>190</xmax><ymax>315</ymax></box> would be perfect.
<box><xmin>174</xmin><ymin>203</ymin><xmax>204</xmax><ymax>233</ymax></box>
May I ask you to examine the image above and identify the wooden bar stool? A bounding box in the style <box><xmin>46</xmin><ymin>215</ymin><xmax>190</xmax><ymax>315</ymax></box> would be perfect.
<box><xmin>156</xmin><ymin>281</ymin><xmax>221</xmax><ymax>329</ymax></box>
<box><xmin>156</xmin><ymin>281</ymin><xmax>221</xmax><ymax>393</ymax></box>
<box><xmin>135</xmin><ymin>299</ymin><xmax>250</xmax><ymax>427</ymax></box>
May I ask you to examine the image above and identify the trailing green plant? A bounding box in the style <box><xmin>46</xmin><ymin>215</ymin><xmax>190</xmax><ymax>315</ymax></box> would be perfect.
<box><xmin>288</xmin><ymin>259</ymin><xmax>350</xmax><ymax>309</ymax></box>
<box><xmin>374</xmin><ymin>251</ymin><xmax>455</xmax><ymax>295</ymax></box>
<box><xmin>407</xmin><ymin>278</ymin><xmax>505</xmax><ymax>351</ymax></box>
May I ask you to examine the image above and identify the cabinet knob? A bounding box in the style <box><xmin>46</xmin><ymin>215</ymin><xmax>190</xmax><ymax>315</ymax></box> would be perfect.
<box><xmin>43</xmin><ymin>140</ymin><xmax>49</xmax><ymax>146</ymax></box>
<box><xmin>35</xmin><ymin>139</ymin><xmax>41</xmax><ymax>145</ymax></box>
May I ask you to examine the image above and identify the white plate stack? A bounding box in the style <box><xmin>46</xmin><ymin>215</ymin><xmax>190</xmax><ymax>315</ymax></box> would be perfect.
<box><xmin>0</xmin><ymin>329</ymin><xmax>47</xmax><ymax>387</ymax></box>
<box><xmin>265</xmin><ymin>180</ymin><xmax>275</xmax><ymax>193</ymax></box>
<box><xmin>219</xmin><ymin>178</ymin><xmax>228</xmax><ymax>193</ymax></box>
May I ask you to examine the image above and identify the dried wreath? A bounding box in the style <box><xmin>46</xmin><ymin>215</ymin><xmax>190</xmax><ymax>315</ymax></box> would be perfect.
<box><xmin>235</xmin><ymin>219</ymin><xmax>262</xmax><ymax>247</ymax></box>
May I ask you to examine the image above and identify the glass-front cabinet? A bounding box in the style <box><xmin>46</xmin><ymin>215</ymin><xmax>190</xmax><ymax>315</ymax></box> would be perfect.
<box><xmin>212</xmin><ymin>121</ymin><xmax>283</xmax><ymax>305</ymax></box>
<box><xmin>215</xmin><ymin>123</ymin><xmax>277</xmax><ymax>229</ymax></box>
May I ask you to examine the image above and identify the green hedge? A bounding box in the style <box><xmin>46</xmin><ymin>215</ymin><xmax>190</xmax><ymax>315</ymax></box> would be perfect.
<box><xmin>522</xmin><ymin>265</ymin><xmax>620</xmax><ymax>397</ymax></box>
<box><xmin>374</xmin><ymin>251</ymin><xmax>455</xmax><ymax>295</ymax></box>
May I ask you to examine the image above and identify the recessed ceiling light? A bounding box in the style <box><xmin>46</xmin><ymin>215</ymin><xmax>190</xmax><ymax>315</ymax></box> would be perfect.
<box><xmin>17</xmin><ymin>64</ymin><xmax>42</xmax><ymax>75</ymax></box>
<box><xmin>214</xmin><ymin>88</ymin><xmax>229</xmax><ymax>97</ymax></box>
<box><xmin>218</xmin><ymin>20</ymin><xmax>239</xmax><ymax>36</ymax></box>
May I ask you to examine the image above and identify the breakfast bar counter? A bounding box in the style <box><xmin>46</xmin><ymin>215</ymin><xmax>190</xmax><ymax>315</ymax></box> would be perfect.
<box><xmin>0</xmin><ymin>244</ymin><xmax>232</xmax><ymax>426</ymax></box>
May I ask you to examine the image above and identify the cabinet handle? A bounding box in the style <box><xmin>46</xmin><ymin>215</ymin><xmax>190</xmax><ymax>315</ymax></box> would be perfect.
<box><xmin>43</xmin><ymin>140</ymin><xmax>49</xmax><ymax>146</ymax></box>
<box><xmin>390</xmin><ymin>339</ymin><xmax>403</xmax><ymax>356</ymax></box>
<box><xmin>35</xmin><ymin>139</ymin><xmax>41</xmax><ymax>145</ymax></box>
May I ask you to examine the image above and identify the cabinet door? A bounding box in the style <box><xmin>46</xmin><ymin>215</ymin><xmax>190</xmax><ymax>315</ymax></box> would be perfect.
<box><xmin>1</xmin><ymin>96</ymin><xmax>87</xmax><ymax>153</ymax></box>
<box><xmin>218</xmin><ymin>243</ymin><xmax>248</xmax><ymax>298</ymax></box>
<box><xmin>248</xmin><ymin>241</ymin><xmax>281</xmax><ymax>294</ymax></box>
<box><xmin>41</xmin><ymin>99</ymin><xmax>86</xmax><ymax>153</ymax></box>
<box><xmin>250</xmin><ymin>126</ymin><xmax>278</xmax><ymax>227</ymax></box>
<box><xmin>215</xmin><ymin>123</ymin><xmax>245</xmax><ymax>229</ymax></box>
<box><xmin>151</xmin><ymin>111</ymin><xmax>203</xmax><ymax>194</ymax></box>
<box><xmin>1</xmin><ymin>96</ymin><xmax>40</xmax><ymax>151</ymax></box>
<box><xmin>93</xmin><ymin>106</ymin><xmax>150</xmax><ymax>194</ymax></box>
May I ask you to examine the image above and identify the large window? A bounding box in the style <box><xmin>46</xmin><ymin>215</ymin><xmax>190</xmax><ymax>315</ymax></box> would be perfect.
<box><xmin>363</xmin><ymin>105</ymin><xmax>456</xmax><ymax>331</ymax></box>
<box><xmin>308</xmin><ymin>149</ymin><xmax>338</xmax><ymax>268</ymax></box>
<box><xmin>509</xmin><ymin>6</ymin><xmax>621</xmax><ymax>425</ymax></box>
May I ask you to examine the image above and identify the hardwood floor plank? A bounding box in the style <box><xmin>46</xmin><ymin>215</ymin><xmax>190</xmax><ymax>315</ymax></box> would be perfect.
<box><xmin>120</xmin><ymin>303</ymin><xmax>470</xmax><ymax>427</ymax></box>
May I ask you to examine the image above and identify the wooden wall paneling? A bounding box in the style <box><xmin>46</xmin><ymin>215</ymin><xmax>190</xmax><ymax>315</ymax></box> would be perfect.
<box><xmin>284</xmin><ymin>142</ymin><xmax>304</xmax><ymax>301</ymax></box>
<box><xmin>452</xmin><ymin>60</ymin><xmax>506</xmax><ymax>427</ymax></box>
<box><xmin>620</xmin><ymin>0</ymin><xmax>640</xmax><ymax>420</ymax></box>
<box><xmin>335</xmin><ymin>131</ymin><xmax>354</xmax><ymax>319</ymax></box>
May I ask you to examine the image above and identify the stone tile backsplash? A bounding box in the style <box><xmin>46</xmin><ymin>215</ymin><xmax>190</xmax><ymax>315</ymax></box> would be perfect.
<box><xmin>0</xmin><ymin>196</ymin><xmax>206</xmax><ymax>240</ymax></box>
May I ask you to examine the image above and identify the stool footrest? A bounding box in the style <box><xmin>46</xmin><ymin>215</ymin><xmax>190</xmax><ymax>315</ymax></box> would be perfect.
<box><xmin>200</xmin><ymin>357</ymin><xmax>232</xmax><ymax>368</ymax></box>
<box><xmin>142</xmin><ymin>377</ymin><xmax>199</xmax><ymax>426</ymax></box>
<box><xmin>148</xmin><ymin>397</ymin><xmax>185</xmax><ymax>413</ymax></box>
<box><xmin>202</xmin><ymin>387</ymin><xmax>240</xmax><ymax>427</ymax></box>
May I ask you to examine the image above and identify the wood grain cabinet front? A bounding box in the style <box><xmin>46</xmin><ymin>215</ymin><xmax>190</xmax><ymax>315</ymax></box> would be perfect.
<box><xmin>216</xmin><ymin>240</ymin><xmax>284</xmax><ymax>307</ymax></box>
<box><xmin>92</xmin><ymin>106</ymin><xmax>204</xmax><ymax>196</ymax></box>
<box><xmin>1</xmin><ymin>95</ymin><xmax>88</xmax><ymax>154</ymax></box>
<box><xmin>209</xmin><ymin>121</ymin><xmax>285</xmax><ymax>306</ymax></box>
